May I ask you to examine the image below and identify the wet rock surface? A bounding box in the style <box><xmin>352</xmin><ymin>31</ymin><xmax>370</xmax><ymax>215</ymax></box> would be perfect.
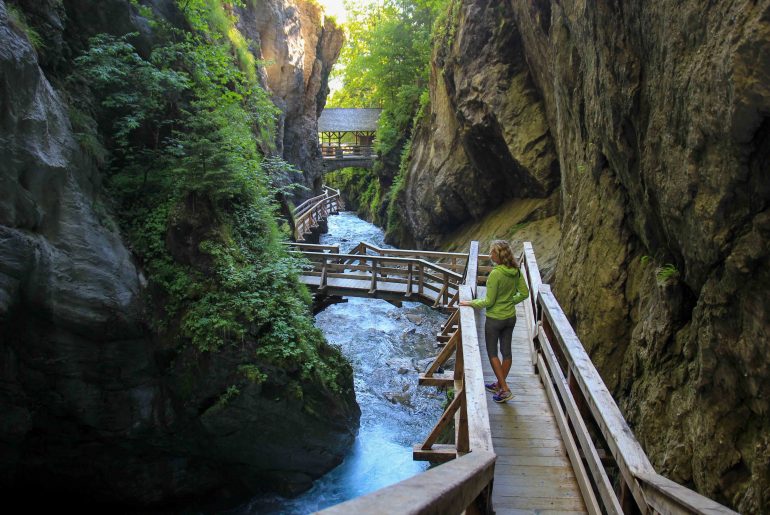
<box><xmin>400</xmin><ymin>0</ymin><xmax>770</xmax><ymax>510</ymax></box>
<box><xmin>392</xmin><ymin>0</ymin><xmax>559</xmax><ymax>248</ymax></box>
<box><xmin>0</xmin><ymin>0</ymin><xmax>356</xmax><ymax>507</ymax></box>
<box><xmin>238</xmin><ymin>0</ymin><xmax>343</xmax><ymax>197</ymax></box>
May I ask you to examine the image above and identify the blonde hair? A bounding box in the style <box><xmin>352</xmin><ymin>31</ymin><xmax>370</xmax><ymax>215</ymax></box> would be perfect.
<box><xmin>490</xmin><ymin>240</ymin><xmax>519</xmax><ymax>268</ymax></box>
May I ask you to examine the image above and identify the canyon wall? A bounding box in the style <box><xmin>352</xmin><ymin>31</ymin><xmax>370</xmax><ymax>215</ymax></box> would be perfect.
<box><xmin>238</xmin><ymin>0</ymin><xmax>343</xmax><ymax>195</ymax></box>
<box><xmin>391</xmin><ymin>0</ymin><xmax>560</xmax><ymax>248</ymax></box>
<box><xmin>0</xmin><ymin>0</ymin><xmax>355</xmax><ymax>507</ymax></box>
<box><xmin>398</xmin><ymin>0</ymin><xmax>770</xmax><ymax>511</ymax></box>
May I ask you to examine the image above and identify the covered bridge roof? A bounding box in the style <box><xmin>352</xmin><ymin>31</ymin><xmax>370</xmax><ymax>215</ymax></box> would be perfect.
<box><xmin>318</xmin><ymin>108</ymin><xmax>382</xmax><ymax>132</ymax></box>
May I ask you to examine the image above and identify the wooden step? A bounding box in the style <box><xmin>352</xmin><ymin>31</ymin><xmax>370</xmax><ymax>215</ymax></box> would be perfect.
<box><xmin>412</xmin><ymin>443</ymin><xmax>456</xmax><ymax>463</ymax></box>
<box><xmin>419</xmin><ymin>371</ymin><xmax>454</xmax><ymax>386</ymax></box>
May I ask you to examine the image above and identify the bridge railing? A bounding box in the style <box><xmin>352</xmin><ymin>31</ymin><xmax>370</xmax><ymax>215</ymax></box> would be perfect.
<box><xmin>319</xmin><ymin>240</ymin><xmax>496</xmax><ymax>514</ymax></box>
<box><xmin>320</xmin><ymin>144</ymin><xmax>374</xmax><ymax>159</ymax></box>
<box><xmin>297</xmin><ymin>250</ymin><xmax>462</xmax><ymax>308</ymax></box>
<box><xmin>293</xmin><ymin>187</ymin><xmax>343</xmax><ymax>241</ymax></box>
<box><xmin>520</xmin><ymin>244</ymin><xmax>738</xmax><ymax>515</ymax></box>
<box><xmin>346</xmin><ymin>241</ymin><xmax>493</xmax><ymax>292</ymax></box>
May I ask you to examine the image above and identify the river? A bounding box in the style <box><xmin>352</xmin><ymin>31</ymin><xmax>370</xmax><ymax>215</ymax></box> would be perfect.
<box><xmin>231</xmin><ymin>212</ymin><xmax>446</xmax><ymax>514</ymax></box>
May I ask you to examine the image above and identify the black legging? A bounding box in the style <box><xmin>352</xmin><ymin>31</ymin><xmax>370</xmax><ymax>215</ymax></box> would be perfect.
<box><xmin>484</xmin><ymin>315</ymin><xmax>516</xmax><ymax>360</ymax></box>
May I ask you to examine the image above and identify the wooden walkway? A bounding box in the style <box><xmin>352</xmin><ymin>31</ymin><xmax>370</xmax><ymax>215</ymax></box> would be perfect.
<box><xmin>307</xmin><ymin>238</ymin><xmax>737</xmax><ymax>515</ymax></box>
<box><xmin>477</xmin><ymin>295</ymin><xmax>587</xmax><ymax>514</ymax></box>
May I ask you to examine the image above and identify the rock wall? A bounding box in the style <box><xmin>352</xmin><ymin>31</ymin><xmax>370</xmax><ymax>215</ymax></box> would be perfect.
<box><xmin>0</xmin><ymin>0</ymin><xmax>356</xmax><ymax>507</ymax></box>
<box><xmin>401</xmin><ymin>0</ymin><xmax>770</xmax><ymax>511</ymax></box>
<box><xmin>392</xmin><ymin>0</ymin><xmax>559</xmax><ymax>248</ymax></box>
<box><xmin>238</xmin><ymin>0</ymin><xmax>343</xmax><ymax>196</ymax></box>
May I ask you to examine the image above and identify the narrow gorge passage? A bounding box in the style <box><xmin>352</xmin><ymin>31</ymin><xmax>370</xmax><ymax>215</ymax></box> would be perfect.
<box><xmin>232</xmin><ymin>212</ymin><xmax>445</xmax><ymax>514</ymax></box>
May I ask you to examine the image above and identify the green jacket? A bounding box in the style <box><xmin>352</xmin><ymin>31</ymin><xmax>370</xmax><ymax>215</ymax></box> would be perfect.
<box><xmin>469</xmin><ymin>265</ymin><xmax>529</xmax><ymax>320</ymax></box>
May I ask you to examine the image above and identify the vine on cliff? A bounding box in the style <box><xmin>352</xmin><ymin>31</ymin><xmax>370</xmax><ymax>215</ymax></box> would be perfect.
<box><xmin>68</xmin><ymin>3</ymin><xmax>352</xmax><ymax>396</ymax></box>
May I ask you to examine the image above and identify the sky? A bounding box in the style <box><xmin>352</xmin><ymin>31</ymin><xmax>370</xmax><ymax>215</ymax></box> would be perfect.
<box><xmin>316</xmin><ymin>0</ymin><xmax>350</xmax><ymax>23</ymax></box>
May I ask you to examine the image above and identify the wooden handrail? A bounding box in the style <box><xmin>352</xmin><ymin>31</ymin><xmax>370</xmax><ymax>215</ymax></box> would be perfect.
<box><xmin>292</xmin><ymin>187</ymin><xmax>343</xmax><ymax>241</ymax></box>
<box><xmin>519</xmin><ymin>243</ymin><xmax>738</xmax><ymax>515</ymax></box>
<box><xmin>322</xmin><ymin>241</ymin><xmax>493</xmax><ymax>514</ymax></box>
<box><xmin>297</xmin><ymin>251</ymin><xmax>463</xmax><ymax>284</ymax></box>
<box><xmin>317</xmin><ymin>451</ymin><xmax>495</xmax><ymax>515</ymax></box>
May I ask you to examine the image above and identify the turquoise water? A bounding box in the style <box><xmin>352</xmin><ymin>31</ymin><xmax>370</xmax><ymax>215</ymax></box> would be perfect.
<box><xmin>232</xmin><ymin>212</ymin><xmax>445</xmax><ymax>514</ymax></box>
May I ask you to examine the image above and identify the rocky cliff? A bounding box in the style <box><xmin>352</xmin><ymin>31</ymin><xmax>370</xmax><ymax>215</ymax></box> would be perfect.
<box><xmin>398</xmin><ymin>0</ymin><xmax>770</xmax><ymax>511</ymax></box>
<box><xmin>238</xmin><ymin>0</ymin><xmax>343</xmax><ymax>195</ymax></box>
<box><xmin>391</xmin><ymin>0</ymin><xmax>559</xmax><ymax>248</ymax></box>
<box><xmin>0</xmin><ymin>0</ymin><xmax>356</xmax><ymax>508</ymax></box>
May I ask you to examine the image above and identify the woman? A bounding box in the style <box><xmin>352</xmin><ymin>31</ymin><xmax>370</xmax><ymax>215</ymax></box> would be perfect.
<box><xmin>460</xmin><ymin>240</ymin><xmax>529</xmax><ymax>403</ymax></box>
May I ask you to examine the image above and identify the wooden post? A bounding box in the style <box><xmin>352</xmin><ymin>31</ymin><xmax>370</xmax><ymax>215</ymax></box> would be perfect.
<box><xmin>419</xmin><ymin>263</ymin><xmax>424</xmax><ymax>295</ymax></box>
<box><xmin>370</xmin><ymin>258</ymin><xmax>378</xmax><ymax>293</ymax></box>
<box><xmin>443</xmin><ymin>272</ymin><xmax>449</xmax><ymax>306</ymax></box>
<box><xmin>406</xmin><ymin>262</ymin><xmax>413</xmax><ymax>297</ymax></box>
<box><xmin>455</xmin><ymin>332</ymin><xmax>469</xmax><ymax>454</ymax></box>
<box><xmin>320</xmin><ymin>255</ymin><xmax>328</xmax><ymax>291</ymax></box>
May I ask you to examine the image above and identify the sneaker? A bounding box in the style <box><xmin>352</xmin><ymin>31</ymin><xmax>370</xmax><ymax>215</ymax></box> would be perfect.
<box><xmin>485</xmin><ymin>382</ymin><xmax>498</xmax><ymax>393</ymax></box>
<box><xmin>493</xmin><ymin>390</ymin><xmax>513</xmax><ymax>403</ymax></box>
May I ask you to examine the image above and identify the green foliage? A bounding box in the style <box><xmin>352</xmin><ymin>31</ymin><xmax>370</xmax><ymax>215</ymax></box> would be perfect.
<box><xmin>68</xmin><ymin>8</ymin><xmax>351</xmax><ymax>395</ymax></box>
<box><xmin>329</xmin><ymin>1</ymin><xmax>452</xmax><ymax>238</ymax></box>
<box><xmin>239</xmin><ymin>364</ymin><xmax>268</xmax><ymax>384</ymax></box>
<box><xmin>6</xmin><ymin>4</ymin><xmax>43</xmax><ymax>50</ymax></box>
<box><xmin>655</xmin><ymin>263</ymin><xmax>680</xmax><ymax>286</ymax></box>
<box><xmin>327</xmin><ymin>0</ymin><xmax>445</xmax><ymax>142</ymax></box>
<box><xmin>214</xmin><ymin>385</ymin><xmax>241</xmax><ymax>409</ymax></box>
<box><xmin>640</xmin><ymin>255</ymin><xmax>651</xmax><ymax>267</ymax></box>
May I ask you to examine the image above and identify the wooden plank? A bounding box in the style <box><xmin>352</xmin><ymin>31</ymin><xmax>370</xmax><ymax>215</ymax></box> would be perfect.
<box><xmin>538</xmin><ymin>285</ymin><xmax>654</xmax><ymax>511</ymax></box>
<box><xmin>318</xmin><ymin>451</ymin><xmax>496</xmax><ymax>515</ymax></box>
<box><xmin>421</xmin><ymin>388</ymin><xmax>463</xmax><ymax>450</ymax></box>
<box><xmin>490</xmin><ymin>510</ymin><xmax>585</xmax><ymax>515</ymax></box>
<box><xmin>539</xmin><ymin>327</ymin><xmax>622</xmax><ymax>514</ymax></box>
<box><xmin>459</xmin><ymin>284</ymin><xmax>493</xmax><ymax>453</ymax></box>
<box><xmin>492</xmin><ymin>496</ymin><xmax>587</xmax><ymax>511</ymax></box>
<box><xmin>538</xmin><ymin>354</ymin><xmax>600</xmax><ymax>515</ymax></box>
<box><xmin>494</xmin><ymin>465</ymin><xmax>577</xmax><ymax>480</ymax></box>
<box><xmin>466</xmin><ymin>241</ymin><xmax>479</xmax><ymax>296</ymax></box>
<box><xmin>424</xmin><ymin>332</ymin><xmax>458</xmax><ymax>376</ymax></box>
<box><xmin>494</xmin><ymin>482</ymin><xmax>583</xmax><ymax>499</ymax></box>
<box><xmin>492</xmin><ymin>445</ymin><xmax>567</xmax><ymax>458</ymax></box>
<box><xmin>494</xmin><ymin>454</ymin><xmax>572</xmax><ymax>468</ymax></box>
<box><xmin>418</xmin><ymin>371</ymin><xmax>454</xmax><ymax>386</ymax></box>
<box><xmin>412</xmin><ymin>443</ymin><xmax>456</xmax><ymax>463</ymax></box>
<box><xmin>636</xmin><ymin>472</ymin><xmax>739</xmax><ymax>515</ymax></box>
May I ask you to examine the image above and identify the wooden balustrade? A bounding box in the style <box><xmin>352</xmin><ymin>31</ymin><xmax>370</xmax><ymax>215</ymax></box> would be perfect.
<box><xmin>297</xmin><ymin>250</ymin><xmax>461</xmax><ymax>308</ymax></box>
<box><xmin>292</xmin><ymin>187</ymin><xmax>344</xmax><ymax>241</ymax></box>
<box><xmin>320</xmin><ymin>144</ymin><xmax>375</xmax><ymax>159</ymax></box>
<box><xmin>308</xmin><ymin>236</ymin><xmax>736</xmax><ymax>515</ymax></box>
<box><xmin>315</xmin><ymin>241</ymin><xmax>496</xmax><ymax>514</ymax></box>
<box><xmin>520</xmin><ymin>245</ymin><xmax>738</xmax><ymax>515</ymax></box>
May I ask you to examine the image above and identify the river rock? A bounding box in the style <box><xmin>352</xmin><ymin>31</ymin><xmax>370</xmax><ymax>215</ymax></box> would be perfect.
<box><xmin>405</xmin><ymin>314</ymin><xmax>423</xmax><ymax>325</ymax></box>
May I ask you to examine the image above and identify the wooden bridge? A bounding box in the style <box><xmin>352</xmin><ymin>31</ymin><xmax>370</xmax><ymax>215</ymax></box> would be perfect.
<box><xmin>288</xmin><ymin>240</ymin><xmax>738</xmax><ymax>515</ymax></box>
<box><xmin>292</xmin><ymin>186</ymin><xmax>344</xmax><ymax>241</ymax></box>
<box><xmin>318</xmin><ymin>108</ymin><xmax>380</xmax><ymax>172</ymax></box>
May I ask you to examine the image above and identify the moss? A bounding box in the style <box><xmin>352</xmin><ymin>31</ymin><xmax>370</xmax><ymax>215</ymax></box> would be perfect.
<box><xmin>6</xmin><ymin>3</ymin><xmax>43</xmax><ymax>50</ymax></box>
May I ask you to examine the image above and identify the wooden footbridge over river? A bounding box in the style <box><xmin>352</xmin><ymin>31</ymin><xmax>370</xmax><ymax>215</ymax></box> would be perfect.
<box><xmin>289</xmin><ymin>192</ymin><xmax>737</xmax><ymax>515</ymax></box>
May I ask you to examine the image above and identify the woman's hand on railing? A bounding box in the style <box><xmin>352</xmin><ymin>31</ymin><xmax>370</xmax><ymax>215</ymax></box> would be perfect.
<box><xmin>459</xmin><ymin>300</ymin><xmax>472</xmax><ymax>307</ymax></box>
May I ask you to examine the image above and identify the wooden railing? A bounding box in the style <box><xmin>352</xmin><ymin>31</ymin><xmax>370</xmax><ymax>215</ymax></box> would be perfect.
<box><xmin>292</xmin><ymin>186</ymin><xmax>343</xmax><ymax>241</ymax></box>
<box><xmin>296</xmin><ymin>249</ymin><xmax>462</xmax><ymax>308</ymax></box>
<box><xmin>520</xmin><ymin>243</ymin><xmax>738</xmax><ymax>515</ymax></box>
<box><xmin>321</xmin><ymin>144</ymin><xmax>374</xmax><ymax>159</ymax></box>
<box><xmin>347</xmin><ymin>241</ymin><xmax>493</xmax><ymax>287</ymax></box>
<box><xmin>319</xmin><ymin>240</ymin><xmax>496</xmax><ymax>514</ymax></box>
